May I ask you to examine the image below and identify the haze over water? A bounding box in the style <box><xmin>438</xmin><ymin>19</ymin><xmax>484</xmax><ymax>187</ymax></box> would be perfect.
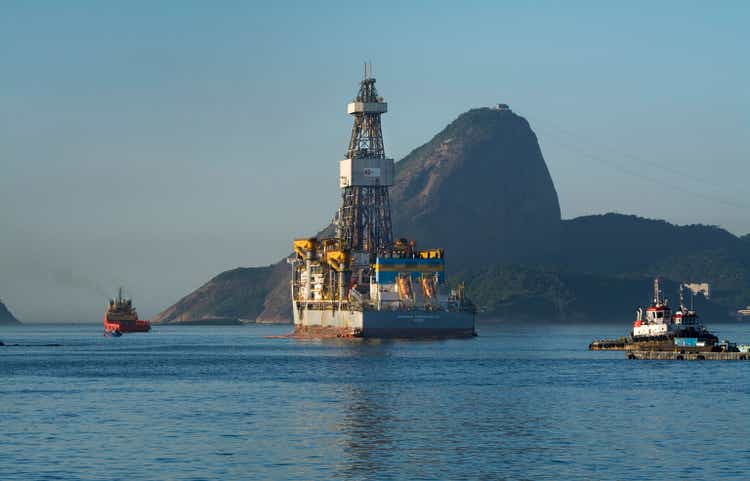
<box><xmin>2</xmin><ymin>2</ymin><xmax>748</xmax><ymax>322</ymax></box>
<box><xmin>2</xmin><ymin>322</ymin><xmax>749</xmax><ymax>480</ymax></box>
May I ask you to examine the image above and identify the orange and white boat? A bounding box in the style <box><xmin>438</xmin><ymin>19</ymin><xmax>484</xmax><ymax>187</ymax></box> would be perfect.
<box><xmin>104</xmin><ymin>288</ymin><xmax>151</xmax><ymax>334</ymax></box>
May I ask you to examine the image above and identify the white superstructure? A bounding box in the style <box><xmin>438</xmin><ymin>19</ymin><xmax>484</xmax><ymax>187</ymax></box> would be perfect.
<box><xmin>633</xmin><ymin>278</ymin><xmax>676</xmax><ymax>338</ymax></box>
<box><xmin>632</xmin><ymin>278</ymin><xmax>707</xmax><ymax>339</ymax></box>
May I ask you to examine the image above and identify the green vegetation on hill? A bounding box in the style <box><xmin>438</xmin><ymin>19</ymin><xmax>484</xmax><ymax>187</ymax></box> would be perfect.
<box><xmin>452</xmin><ymin>214</ymin><xmax>749</xmax><ymax>322</ymax></box>
<box><xmin>153</xmin><ymin>266</ymin><xmax>274</xmax><ymax>323</ymax></box>
<box><xmin>456</xmin><ymin>265</ymin><xmax>730</xmax><ymax>322</ymax></box>
<box><xmin>644</xmin><ymin>249</ymin><xmax>750</xmax><ymax>313</ymax></box>
<box><xmin>206</xmin><ymin>267</ymin><xmax>271</xmax><ymax>319</ymax></box>
<box><xmin>555</xmin><ymin>214</ymin><xmax>749</xmax><ymax>317</ymax></box>
<box><xmin>557</xmin><ymin>213</ymin><xmax>738</xmax><ymax>274</ymax></box>
<box><xmin>454</xmin><ymin>265</ymin><xmax>570</xmax><ymax>320</ymax></box>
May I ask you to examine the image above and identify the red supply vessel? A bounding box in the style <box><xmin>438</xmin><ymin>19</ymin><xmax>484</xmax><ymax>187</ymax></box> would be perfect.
<box><xmin>104</xmin><ymin>288</ymin><xmax>151</xmax><ymax>334</ymax></box>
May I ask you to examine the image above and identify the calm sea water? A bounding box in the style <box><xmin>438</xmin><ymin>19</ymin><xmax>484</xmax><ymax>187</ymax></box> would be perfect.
<box><xmin>1</xmin><ymin>322</ymin><xmax>749</xmax><ymax>480</ymax></box>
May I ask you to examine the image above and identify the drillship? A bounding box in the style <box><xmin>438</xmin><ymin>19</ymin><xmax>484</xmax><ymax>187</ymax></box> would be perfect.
<box><xmin>289</xmin><ymin>67</ymin><xmax>476</xmax><ymax>338</ymax></box>
<box><xmin>104</xmin><ymin>288</ymin><xmax>151</xmax><ymax>334</ymax></box>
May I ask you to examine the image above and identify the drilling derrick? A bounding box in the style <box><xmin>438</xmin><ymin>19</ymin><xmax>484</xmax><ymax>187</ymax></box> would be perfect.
<box><xmin>337</xmin><ymin>65</ymin><xmax>395</xmax><ymax>255</ymax></box>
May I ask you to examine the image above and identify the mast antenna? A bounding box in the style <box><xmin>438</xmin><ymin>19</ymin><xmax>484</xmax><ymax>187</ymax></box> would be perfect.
<box><xmin>691</xmin><ymin>290</ymin><xmax>695</xmax><ymax>311</ymax></box>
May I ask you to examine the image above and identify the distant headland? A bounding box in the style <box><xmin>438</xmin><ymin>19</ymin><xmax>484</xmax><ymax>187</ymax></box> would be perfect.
<box><xmin>0</xmin><ymin>299</ymin><xmax>20</xmax><ymax>324</ymax></box>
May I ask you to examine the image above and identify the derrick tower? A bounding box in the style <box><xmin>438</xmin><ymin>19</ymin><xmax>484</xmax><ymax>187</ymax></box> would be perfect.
<box><xmin>337</xmin><ymin>65</ymin><xmax>394</xmax><ymax>255</ymax></box>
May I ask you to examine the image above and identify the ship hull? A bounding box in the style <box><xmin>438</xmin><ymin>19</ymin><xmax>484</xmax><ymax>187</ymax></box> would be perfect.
<box><xmin>104</xmin><ymin>316</ymin><xmax>151</xmax><ymax>333</ymax></box>
<box><xmin>293</xmin><ymin>307</ymin><xmax>475</xmax><ymax>338</ymax></box>
<box><xmin>591</xmin><ymin>332</ymin><xmax>720</xmax><ymax>352</ymax></box>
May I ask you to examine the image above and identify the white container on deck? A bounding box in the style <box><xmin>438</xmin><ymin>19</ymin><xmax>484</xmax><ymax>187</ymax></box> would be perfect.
<box><xmin>339</xmin><ymin>157</ymin><xmax>395</xmax><ymax>187</ymax></box>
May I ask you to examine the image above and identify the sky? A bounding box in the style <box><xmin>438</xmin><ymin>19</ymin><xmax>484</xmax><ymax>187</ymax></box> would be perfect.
<box><xmin>1</xmin><ymin>1</ymin><xmax>748</xmax><ymax>322</ymax></box>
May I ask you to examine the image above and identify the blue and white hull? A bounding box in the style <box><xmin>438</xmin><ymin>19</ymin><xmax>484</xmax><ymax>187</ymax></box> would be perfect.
<box><xmin>293</xmin><ymin>304</ymin><xmax>476</xmax><ymax>338</ymax></box>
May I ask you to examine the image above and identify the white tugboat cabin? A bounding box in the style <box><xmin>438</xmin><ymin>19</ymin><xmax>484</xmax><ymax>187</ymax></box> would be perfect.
<box><xmin>633</xmin><ymin>278</ymin><xmax>674</xmax><ymax>338</ymax></box>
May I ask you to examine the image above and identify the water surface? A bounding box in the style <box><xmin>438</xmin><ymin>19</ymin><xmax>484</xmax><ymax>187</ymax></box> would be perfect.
<box><xmin>2</xmin><ymin>322</ymin><xmax>749</xmax><ymax>480</ymax></box>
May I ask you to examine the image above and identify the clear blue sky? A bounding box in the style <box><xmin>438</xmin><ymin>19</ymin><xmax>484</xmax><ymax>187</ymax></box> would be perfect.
<box><xmin>1</xmin><ymin>1</ymin><xmax>748</xmax><ymax>321</ymax></box>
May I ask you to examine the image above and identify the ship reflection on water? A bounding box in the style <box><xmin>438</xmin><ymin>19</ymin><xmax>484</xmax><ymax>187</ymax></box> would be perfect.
<box><xmin>337</xmin><ymin>385</ymin><xmax>396</xmax><ymax>479</ymax></box>
<box><xmin>328</xmin><ymin>338</ymin><xmax>560</xmax><ymax>481</ymax></box>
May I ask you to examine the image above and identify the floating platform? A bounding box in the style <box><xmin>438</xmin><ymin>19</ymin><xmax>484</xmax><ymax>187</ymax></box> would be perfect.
<box><xmin>628</xmin><ymin>350</ymin><xmax>750</xmax><ymax>361</ymax></box>
<box><xmin>589</xmin><ymin>338</ymin><xmax>627</xmax><ymax>350</ymax></box>
<box><xmin>589</xmin><ymin>338</ymin><xmax>711</xmax><ymax>351</ymax></box>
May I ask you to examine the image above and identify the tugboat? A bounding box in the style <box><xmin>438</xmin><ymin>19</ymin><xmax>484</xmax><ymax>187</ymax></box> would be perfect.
<box><xmin>590</xmin><ymin>277</ymin><xmax>720</xmax><ymax>352</ymax></box>
<box><xmin>630</xmin><ymin>278</ymin><xmax>718</xmax><ymax>351</ymax></box>
<box><xmin>104</xmin><ymin>288</ymin><xmax>151</xmax><ymax>334</ymax></box>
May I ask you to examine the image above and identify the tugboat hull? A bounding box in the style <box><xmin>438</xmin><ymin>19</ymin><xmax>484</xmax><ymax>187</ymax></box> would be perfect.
<box><xmin>104</xmin><ymin>316</ymin><xmax>151</xmax><ymax>333</ymax></box>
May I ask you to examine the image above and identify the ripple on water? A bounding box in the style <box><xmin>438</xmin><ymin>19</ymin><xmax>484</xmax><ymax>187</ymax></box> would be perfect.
<box><xmin>1</xmin><ymin>323</ymin><xmax>749</xmax><ymax>480</ymax></box>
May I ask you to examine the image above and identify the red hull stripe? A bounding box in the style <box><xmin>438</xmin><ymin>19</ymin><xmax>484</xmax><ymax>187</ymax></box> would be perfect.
<box><xmin>104</xmin><ymin>316</ymin><xmax>151</xmax><ymax>333</ymax></box>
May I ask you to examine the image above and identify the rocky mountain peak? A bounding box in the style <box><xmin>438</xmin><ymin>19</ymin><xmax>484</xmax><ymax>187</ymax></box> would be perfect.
<box><xmin>155</xmin><ymin>106</ymin><xmax>563</xmax><ymax>323</ymax></box>
<box><xmin>391</xmin><ymin>107</ymin><xmax>561</xmax><ymax>266</ymax></box>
